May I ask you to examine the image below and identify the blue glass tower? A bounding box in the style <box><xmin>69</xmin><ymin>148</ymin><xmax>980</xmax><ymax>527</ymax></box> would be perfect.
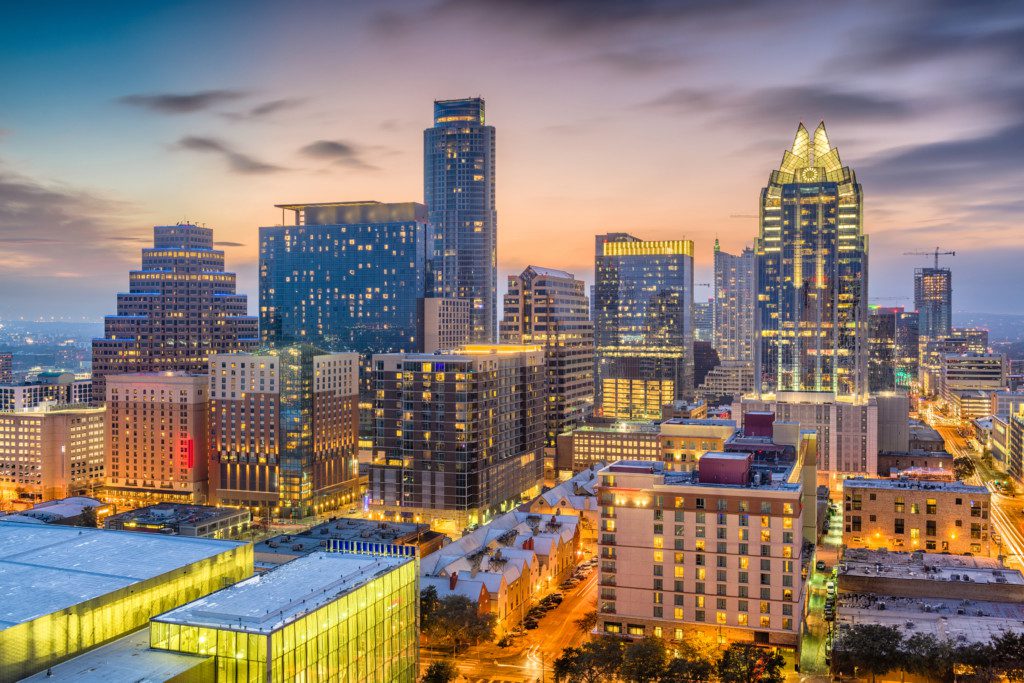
<box><xmin>424</xmin><ymin>98</ymin><xmax>497</xmax><ymax>342</ymax></box>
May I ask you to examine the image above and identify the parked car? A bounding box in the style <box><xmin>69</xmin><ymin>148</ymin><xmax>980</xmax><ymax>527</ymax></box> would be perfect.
<box><xmin>816</xmin><ymin>560</ymin><xmax>827</xmax><ymax>571</ymax></box>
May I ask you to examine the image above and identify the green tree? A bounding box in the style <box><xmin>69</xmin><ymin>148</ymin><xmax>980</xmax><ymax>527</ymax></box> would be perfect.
<box><xmin>553</xmin><ymin>637</ymin><xmax>624</xmax><ymax>683</ymax></box>
<box><xmin>421</xmin><ymin>659</ymin><xmax>459</xmax><ymax>683</ymax></box>
<box><xmin>574</xmin><ymin>610</ymin><xmax>598</xmax><ymax>633</ymax></box>
<box><xmin>420</xmin><ymin>586</ymin><xmax>440</xmax><ymax>629</ymax></box>
<box><xmin>78</xmin><ymin>506</ymin><xmax>98</xmax><ymax>528</ymax></box>
<box><xmin>717</xmin><ymin>643</ymin><xmax>785</xmax><ymax>683</ymax></box>
<box><xmin>953</xmin><ymin>457</ymin><xmax>976</xmax><ymax>481</ymax></box>
<box><xmin>422</xmin><ymin>595</ymin><xmax>496</xmax><ymax>652</ymax></box>
<box><xmin>901</xmin><ymin>632</ymin><xmax>959</xmax><ymax>681</ymax></box>
<box><xmin>620</xmin><ymin>637</ymin><xmax>668</xmax><ymax>682</ymax></box>
<box><xmin>989</xmin><ymin>631</ymin><xmax>1024</xmax><ymax>680</ymax></box>
<box><xmin>831</xmin><ymin>624</ymin><xmax>903</xmax><ymax>682</ymax></box>
<box><xmin>662</xmin><ymin>638</ymin><xmax>718</xmax><ymax>682</ymax></box>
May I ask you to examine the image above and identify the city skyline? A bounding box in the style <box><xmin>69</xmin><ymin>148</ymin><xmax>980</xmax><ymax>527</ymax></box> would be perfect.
<box><xmin>3</xmin><ymin>1</ymin><xmax>1024</xmax><ymax>319</ymax></box>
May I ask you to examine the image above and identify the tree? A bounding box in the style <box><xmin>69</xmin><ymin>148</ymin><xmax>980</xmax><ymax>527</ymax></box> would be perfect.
<box><xmin>989</xmin><ymin>631</ymin><xmax>1024</xmax><ymax>680</ymax></box>
<box><xmin>902</xmin><ymin>632</ymin><xmax>959</xmax><ymax>681</ymax></box>
<box><xmin>953</xmin><ymin>457</ymin><xmax>976</xmax><ymax>481</ymax></box>
<box><xmin>831</xmin><ymin>624</ymin><xmax>903</xmax><ymax>682</ymax></box>
<box><xmin>574</xmin><ymin>610</ymin><xmax>598</xmax><ymax>633</ymax></box>
<box><xmin>421</xmin><ymin>659</ymin><xmax>459</xmax><ymax>683</ymax></box>
<box><xmin>553</xmin><ymin>637</ymin><xmax>624</xmax><ymax>683</ymax></box>
<box><xmin>662</xmin><ymin>638</ymin><xmax>718</xmax><ymax>683</ymax></box>
<box><xmin>422</xmin><ymin>595</ymin><xmax>496</xmax><ymax>652</ymax></box>
<box><xmin>78</xmin><ymin>506</ymin><xmax>98</xmax><ymax>528</ymax></box>
<box><xmin>717</xmin><ymin>644</ymin><xmax>785</xmax><ymax>683</ymax></box>
<box><xmin>620</xmin><ymin>637</ymin><xmax>669</xmax><ymax>682</ymax></box>
<box><xmin>420</xmin><ymin>586</ymin><xmax>440</xmax><ymax>629</ymax></box>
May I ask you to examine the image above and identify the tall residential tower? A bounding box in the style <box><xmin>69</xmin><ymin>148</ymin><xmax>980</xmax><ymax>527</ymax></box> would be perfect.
<box><xmin>713</xmin><ymin>240</ymin><xmax>757</xmax><ymax>364</ymax></box>
<box><xmin>424</xmin><ymin>98</ymin><xmax>497</xmax><ymax>342</ymax></box>
<box><xmin>755</xmin><ymin>123</ymin><xmax>868</xmax><ymax>397</ymax></box>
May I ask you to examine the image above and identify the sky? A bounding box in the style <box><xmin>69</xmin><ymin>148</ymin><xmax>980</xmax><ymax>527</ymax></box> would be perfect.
<box><xmin>1</xmin><ymin>0</ymin><xmax>1024</xmax><ymax>320</ymax></box>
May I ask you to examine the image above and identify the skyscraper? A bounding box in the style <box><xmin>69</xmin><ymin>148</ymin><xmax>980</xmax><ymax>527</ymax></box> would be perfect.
<box><xmin>91</xmin><ymin>224</ymin><xmax>258</xmax><ymax>402</ymax></box>
<box><xmin>914</xmin><ymin>266</ymin><xmax>952</xmax><ymax>343</ymax></box>
<box><xmin>0</xmin><ymin>353</ymin><xmax>12</xmax><ymax>384</ymax></box>
<box><xmin>713</xmin><ymin>240</ymin><xmax>756</xmax><ymax>364</ymax></box>
<box><xmin>868</xmin><ymin>306</ymin><xmax>919</xmax><ymax>393</ymax></box>
<box><xmin>208</xmin><ymin>346</ymin><xmax>361</xmax><ymax>519</ymax></box>
<box><xmin>594</xmin><ymin>233</ymin><xmax>694</xmax><ymax>420</ymax></box>
<box><xmin>370</xmin><ymin>345</ymin><xmax>545</xmax><ymax>532</ymax></box>
<box><xmin>693</xmin><ymin>300</ymin><xmax>713</xmax><ymax>343</ymax></box>
<box><xmin>500</xmin><ymin>266</ymin><xmax>594</xmax><ymax>450</ymax></box>
<box><xmin>424</xmin><ymin>98</ymin><xmax>497</xmax><ymax>342</ymax></box>
<box><xmin>755</xmin><ymin>122</ymin><xmax>868</xmax><ymax>397</ymax></box>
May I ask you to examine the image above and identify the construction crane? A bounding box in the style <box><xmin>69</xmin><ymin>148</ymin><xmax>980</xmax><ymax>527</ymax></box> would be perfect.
<box><xmin>903</xmin><ymin>247</ymin><xmax>955</xmax><ymax>269</ymax></box>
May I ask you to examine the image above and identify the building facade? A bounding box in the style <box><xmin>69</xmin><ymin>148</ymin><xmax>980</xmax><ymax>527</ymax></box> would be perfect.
<box><xmin>105</xmin><ymin>373</ymin><xmax>209</xmax><ymax>507</ymax></box>
<box><xmin>91</xmin><ymin>224</ymin><xmax>257</xmax><ymax>402</ymax></box>
<box><xmin>500</xmin><ymin>266</ymin><xmax>594</xmax><ymax>450</ymax></box>
<box><xmin>755</xmin><ymin>122</ymin><xmax>868</xmax><ymax>397</ymax></box>
<box><xmin>0</xmin><ymin>404</ymin><xmax>105</xmax><ymax>503</ymax></box>
<box><xmin>0</xmin><ymin>372</ymin><xmax>91</xmax><ymax>412</ymax></box>
<box><xmin>713</xmin><ymin>241</ymin><xmax>756</xmax><ymax>365</ymax></box>
<box><xmin>868</xmin><ymin>306</ymin><xmax>918</xmax><ymax>393</ymax></box>
<box><xmin>914</xmin><ymin>266</ymin><xmax>953</xmax><ymax>346</ymax></box>
<box><xmin>370</xmin><ymin>345</ymin><xmax>545</xmax><ymax>532</ymax></box>
<box><xmin>693</xmin><ymin>301</ymin><xmax>713</xmax><ymax>344</ymax></box>
<box><xmin>594</xmin><ymin>233</ymin><xmax>694</xmax><ymax>420</ymax></box>
<box><xmin>595</xmin><ymin>459</ymin><xmax>807</xmax><ymax>647</ymax></box>
<box><xmin>209</xmin><ymin>346</ymin><xmax>361</xmax><ymax>519</ymax></box>
<box><xmin>424</xmin><ymin>98</ymin><xmax>497</xmax><ymax>342</ymax></box>
<box><xmin>0</xmin><ymin>354</ymin><xmax>11</xmax><ymax>384</ymax></box>
<box><xmin>419</xmin><ymin>297</ymin><xmax>471</xmax><ymax>353</ymax></box>
<box><xmin>843</xmin><ymin>477</ymin><xmax>991</xmax><ymax>555</ymax></box>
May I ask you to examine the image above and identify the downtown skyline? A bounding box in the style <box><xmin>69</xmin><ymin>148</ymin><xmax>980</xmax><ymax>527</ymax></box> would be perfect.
<box><xmin>3</xmin><ymin>0</ymin><xmax>1024</xmax><ymax>320</ymax></box>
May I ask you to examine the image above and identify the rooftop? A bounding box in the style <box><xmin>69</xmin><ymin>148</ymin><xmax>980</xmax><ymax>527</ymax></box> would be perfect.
<box><xmin>837</xmin><ymin>594</ymin><xmax>1024</xmax><ymax>645</ymax></box>
<box><xmin>840</xmin><ymin>548</ymin><xmax>1021</xmax><ymax>585</ymax></box>
<box><xmin>842</xmin><ymin>477</ymin><xmax>987</xmax><ymax>495</ymax></box>
<box><xmin>603</xmin><ymin>458</ymin><xmax>800</xmax><ymax>491</ymax></box>
<box><xmin>572</xmin><ymin>422</ymin><xmax>660</xmax><ymax>435</ymax></box>
<box><xmin>153</xmin><ymin>551</ymin><xmax>410</xmax><ymax>634</ymax></box>
<box><xmin>254</xmin><ymin>517</ymin><xmax>434</xmax><ymax>559</ymax></box>
<box><xmin>105</xmin><ymin>503</ymin><xmax>248</xmax><ymax>530</ymax></box>
<box><xmin>0</xmin><ymin>521</ymin><xmax>246</xmax><ymax>628</ymax></box>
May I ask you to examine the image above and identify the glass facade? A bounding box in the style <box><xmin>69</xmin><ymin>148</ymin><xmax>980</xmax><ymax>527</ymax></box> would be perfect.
<box><xmin>755</xmin><ymin>122</ymin><xmax>868</xmax><ymax>397</ymax></box>
<box><xmin>594</xmin><ymin>234</ymin><xmax>694</xmax><ymax>420</ymax></box>
<box><xmin>424</xmin><ymin>98</ymin><xmax>497</xmax><ymax>342</ymax></box>
<box><xmin>914</xmin><ymin>267</ymin><xmax>952</xmax><ymax>345</ymax></box>
<box><xmin>150</xmin><ymin>556</ymin><xmax>418</xmax><ymax>683</ymax></box>
<box><xmin>868</xmin><ymin>306</ymin><xmax>919</xmax><ymax>392</ymax></box>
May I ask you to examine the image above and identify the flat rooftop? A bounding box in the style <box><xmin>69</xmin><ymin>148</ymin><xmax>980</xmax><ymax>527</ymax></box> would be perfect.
<box><xmin>106</xmin><ymin>503</ymin><xmax>247</xmax><ymax>528</ymax></box>
<box><xmin>254</xmin><ymin>518</ymin><xmax>432</xmax><ymax>557</ymax></box>
<box><xmin>0</xmin><ymin>521</ymin><xmax>247</xmax><ymax>628</ymax></box>
<box><xmin>605</xmin><ymin>459</ymin><xmax>800</xmax><ymax>491</ymax></box>
<box><xmin>843</xmin><ymin>477</ymin><xmax>988</xmax><ymax>495</ymax></box>
<box><xmin>841</xmin><ymin>548</ymin><xmax>1021</xmax><ymax>585</ymax></box>
<box><xmin>837</xmin><ymin>594</ymin><xmax>1024</xmax><ymax>645</ymax></box>
<box><xmin>20</xmin><ymin>629</ymin><xmax>209</xmax><ymax>682</ymax></box>
<box><xmin>154</xmin><ymin>551</ymin><xmax>411</xmax><ymax>634</ymax></box>
<box><xmin>574</xmin><ymin>422</ymin><xmax>660</xmax><ymax>435</ymax></box>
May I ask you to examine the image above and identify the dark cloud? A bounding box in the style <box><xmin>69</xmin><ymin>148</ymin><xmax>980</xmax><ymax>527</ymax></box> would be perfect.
<box><xmin>222</xmin><ymin>98</ymin><xmax>306</xmax><ymax>121</ymax></box>
<box><xmin>175</xmin><ymin>136</ymin><xmax>286</xmax><ymax>174</ymax></box>
<box><xmin>591</xmin><ymin>46</ymin><xmax>688</xmax><ymax>73</ymax></box>
<box><xmin>299</xmin><ymin>139</ymin><xmax>378</xmax><ymax>170</ymax></box>
<box><xmin>117</xmin><ymin>89</ymin><xmax>247</xmax><ymax>114</ymax></box>
<box><xmin>215</xmin><ymin>241</ymin><xmax>246</xmax><ymax>247</ymax></box>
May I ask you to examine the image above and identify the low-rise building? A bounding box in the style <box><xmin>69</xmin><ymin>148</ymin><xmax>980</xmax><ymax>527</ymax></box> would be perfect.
<box><xmin>420</xmin><ymin>509</ymin><xmax>581</xmax><ymax>634</ymax></box>
<box><xmin>908</xmin><ymin>419</ymin><xmax>945</xmax><ymax>452</ymax></box>
<box><xmin>660</xmin><ymin>418</ymin><xmax>738</xmax><ymax>471</ymax></box>
<box><xmin>950</xmin><ymin>389</ymin><xmax>995</xmax><ymax>420</ymax></box>
<box><xmin>842</xmin><ymin>477</ymin><xmax>991</xmax><ymax>555</ymax></box>
<box><xmin>876</xmin><ymin>450</ymin><xmax>954</xmax><ymax>477</ymax></box>
<box><xmin>556</xmin><ymin>421</ymin><xmax>661</xmax><ymax>472</ymax></box>
<box><xmin>525</xmin><ymin>465</ymin><xmax>601</xmax><ymax>543</ymax></box>
<box><xmin>104</xmin><ymin>503</ymin><xmax>250</xmax><ymax>539</ymax></box>
<box><xmin>254</xmin><ymin>517</ymin><xmax>447</xmax><ymax>567</ymax></box>
<box><xmin>662</xmin><ymin>400</ymin><xmax>708</xmax><ymax>420</ymax></box>
<box><xmin>595</xmin><ymin>453</ymin><xmax>813</xmax><ymax>648</ymax></box>
<box><xmin>0</xmin><ymin>496</ymin><xmax>110</xmax><ymax>525</ymax></box>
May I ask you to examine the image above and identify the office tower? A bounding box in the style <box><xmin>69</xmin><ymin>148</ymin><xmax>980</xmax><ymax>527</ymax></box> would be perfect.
<box><xmin>919</xmin><ymin>328</ymin><xmax>990</xmax><ymax>395</ymax></box>
<box><xmin>0</xmin><ymin>371</ymin><xmax>91</xmax><ymax>411</ymax></box>
<box><xmin>940</xmin><ymin>353</ymin><xmax>1007</xmax><ymax>417</ymax></box>
<box><xmin>755</xmin><ymin>122</ymin><xmax>868</xmax><ymax>397</ymax></box>
<box><xmin>693</xmin><ymin>301</ymin><xmax>713</xmax><ymax>343</ymax></box>
<box><xmin>91</xmin><ymin>224</ymin><xmax>258</xmax><ymax>402</ymax></box>
<box><xmin>500</xmin><ymin>266</ymin><xmax>594</xmax><ymax>450</ymax></box>
<box><xmin>914</xmin><ymin>266</ymin><xmax>952</xmax><ymax>344</ymax></box>
<box><xmin>595</xmin><ymin>459</ymin><xmax>807</xmax><ymax>647</ymax></box>
<box><xmin>869</xmin><ymin>306</ymin><xmax>922</xmax><ymax>393</ymax></box>
<box><xmin>260</xmin><ymin>201</ymin><xmax>435</xmax><ymax>354</ymax></box>
<box><xmin>104</xmin><ymin>373</ymin><xmax>209</xmax><ymax>507</ymax></box>
<box><xmin>0</xmin><ymin>353</ymin><xmax>11</xmax><ymax>383</ymax></box>
<box><xmin>896</xmin><ymin>310</ymin><xmax>920</xmax><ymax>389</ymax></box>
<box><xmin>0</xmin><ymin>404</ymin><xmax>105</xmax><ymax>503</ymax></box>
<box><xmin>594</xmin><ymin>233</ymin><xmax>694</xmax><ymax>420</ymax></box>
<box><xmin>419</xmin><ymin>297</ymin><xmax>471</xmax><ymax>353</ymax></box>
<box><xmin>713</xmin><ymin>241</ymin><xmax>756</xmax><ymax>363</ymax></box>
<box><xmin>370</xmin><ymin>345</ymin><xmax>546</xmax><ymax>532</ymax></box>
<box><xmin>424</xmin><ymin>98</ymin><xmax>497</xmax><ymax>342</ymax></box>
<box><xmin>209</xmin><ymin>346</ymin><xmax>361</xmax><ymax>519</ymax></box>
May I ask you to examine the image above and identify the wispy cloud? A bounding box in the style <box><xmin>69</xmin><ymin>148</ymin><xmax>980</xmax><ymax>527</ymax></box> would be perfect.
<box><xmin>117</xmin><ymin>89</ymin><xmax>247</xmax><ymax>114</ymax></box>
<box><xmin>214</xmin><ymin>241</ymin><xmax>246</xmax><ymax>247</ymax></box>
<box><xmin>223</xmin><ymin>98</ymin><xmax>307</xmax><ymax>121</ymax></box>
<box><xmin>299</xmin><ymin>139</ymin><xmax>379</xmax><ymax>170</ymax></box>
<box><xmin>175</xmin><ymin>136</ymin><xmax>286</xmax><ymax>174</ymax></box>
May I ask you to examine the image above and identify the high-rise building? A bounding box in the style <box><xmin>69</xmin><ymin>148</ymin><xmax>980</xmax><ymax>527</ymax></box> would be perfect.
<box><xmin>419</xmin><ymin>297</ymin><xmax>471</xmax><ymax>353</ymax></box>
<box><xmin>941</xmin><ymin>352</ymin><xmax>1006</xmax><ymax>400</ymax></box>
<box><xmin>91</xmin><ymin>224</ymin><xmax>258</xmax><ymax>402</ymax></box>
<box><xmin>869</xmin><ymin>306</ymin><xmax>922</xmax><ymax>393</ymax></box>
<box><xmin>500</xmin><ymin>266</ymin><xmax>594</xmax><ymax>450</ymax></box>
<box><xmin>424</xmin><ymin>98</ymin><xmax>497</xmax><ymax>342</ymax></box>
<box><xmin>594</xmin><ymin>233</ymin><xmax>694</xmax><ymax>420</ymax></box>
<box><xmin>713</xmin><ymin>241</ymin><xmax>756</xmax><ymax>364</ymax></box>
<box><xmin>914</xmin><ymin>266</ymin><xmax>952</xmax><ymax>345</ymax></box>
<box><xmin>260</xmin><ymin>201</ymin><xmax>435</xmax><ymax>354</ymax></box>
<box><xmin>0</xmin><ymin>353</ymin><xmax>11</xmax><ymax>384</ymax></box>
<box><xmin>104</xmin><ymin>372</ymin><xmax>209</xmax><ymax>507</ymax></box>
<box><xmin>693</xmin><ymin>300</ymin><xmax>713</xmax><ymax>343</ymax></box>
<box><xmin>0</xmin><ymin>404</ymin><xmax>105</xmax><ymax>503</ymax></box>
<box><xmin>0</xmin><ymin>371</ymin><xmax>91</xmax><ymax>412</ymax></box>
<box><xmin>369</xmin><ymin>345</ymin><xmax>546</xmax><ymax>532</ymax></box>
<box><xmin>919</xmin><ymin>328</ymin><xmax>990</xmax><ymax>395</ymax></box>
<box><xmin>209</xmin><ymin>346</ymin><xmax>361</xmax><ymax>519</ymax></box>
<box><xmin>755</xmin><ymin>123</ymin><xmax>868</xmax><ymax>397</ymax></box>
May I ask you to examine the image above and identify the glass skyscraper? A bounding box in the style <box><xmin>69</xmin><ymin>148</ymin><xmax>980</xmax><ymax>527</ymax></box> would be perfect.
<box><xmin>755</xmin><ymin>122</ymin><xmax>868</xmax><ymax>397</ymax></box>
<box><xmin>594</xmin><ymin>233</ymin><xmax>694</xmax><ymax>420</ymax></box>
<box><xmin>914</xmin><ymin>266</ymin><xmax>952</xmax><ymax>344</ymax></box>
<box><xmin>424</xmin><ymin>98</ymin><xmax>497</xmax><ymax>342</ymax></box>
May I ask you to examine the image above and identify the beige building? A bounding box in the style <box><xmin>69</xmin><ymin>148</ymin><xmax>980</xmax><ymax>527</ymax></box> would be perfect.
<box><xmin>595</xmin><ymin>454</ymin><xmax>813</xmax><ymax>648</ymax></box>
<box><xmin>105</xmin><ymin>373</ymin><xmax>209</xmax><ymax>507</ymax></box>
<box><xmin>419</xmin><ymin>297</ymin><xmax>471</xmax><ymax>353</ymax></box>
<box><xmin>0</xmin><ymin>404</ymin><xmax>105</xmax><ymax>504</ymax></box>
<box><xmin>842</xmin><ymin>477</ymin><xmax>991</xmax><ymax>555</ymax></box>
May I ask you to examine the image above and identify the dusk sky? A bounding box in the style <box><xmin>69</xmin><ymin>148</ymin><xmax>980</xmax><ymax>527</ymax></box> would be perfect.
<box><xmin>2</xmin><ymin>0</ymin><xmax>1023</xmax><ymax>319</ymax></box>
